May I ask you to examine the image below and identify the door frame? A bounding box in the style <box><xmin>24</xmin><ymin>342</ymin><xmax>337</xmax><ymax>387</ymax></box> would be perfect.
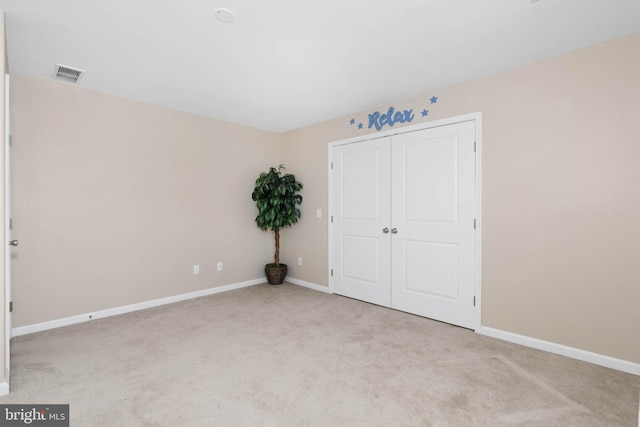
<box><xmin>328</xmin><ymin>112</ymin><xmax>483</xmax><ymax>330</ymax></box>
<box><xmin>1</xmin><ymin>73</ymin><xmax>9</xmax><ymax>395</ymax></box>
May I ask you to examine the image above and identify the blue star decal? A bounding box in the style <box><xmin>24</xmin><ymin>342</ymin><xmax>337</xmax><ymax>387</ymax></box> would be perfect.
<box><xmin>358</xmin><ymin>122</ymin><xmax>363</xmax><ymax>129</ymax></box>
<box><xmin>421</xmin><ymin>109</ymin><xmax>429</xmax><ymax>117</ymax></box>
<box><xmin>430</xmin><ymin>96</ymin><xmax>438</xmax><ymax>104</ymax></box>
<box><xmin>349</xmin><ymin>118</ymin><xmax>355</xmax><ymax>125</ymax></box>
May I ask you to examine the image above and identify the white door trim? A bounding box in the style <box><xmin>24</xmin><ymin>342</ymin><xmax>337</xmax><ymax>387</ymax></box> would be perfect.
<box><xmin>328</xmin><ymin>112</ymin><xmax>482</xmax><ymax>330</ymax></box>
<box><xmin>3</xmin><ymin>74</ymin><xmax>10</xmax><ymax>392</ymax></box>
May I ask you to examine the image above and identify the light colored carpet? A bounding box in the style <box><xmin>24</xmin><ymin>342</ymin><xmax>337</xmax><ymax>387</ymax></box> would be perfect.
<box><xmin>1</xmin><ymin>283</ymin><xmax>638</xmax><ymax>426</ymax></box>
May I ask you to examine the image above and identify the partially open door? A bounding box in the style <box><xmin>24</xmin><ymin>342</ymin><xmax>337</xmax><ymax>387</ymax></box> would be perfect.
<box><xmin>4</xmin><ymin>73</ymin><xmax>13</xmax><ymax>393</ymax></box>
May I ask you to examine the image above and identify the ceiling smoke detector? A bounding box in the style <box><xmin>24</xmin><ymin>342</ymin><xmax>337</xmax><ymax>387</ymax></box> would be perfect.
<box><xmin>53</xmin><ymin>64</ymin><xmax>85</xmax><ymax>84</ymax></box>
<box><xmin>215</xmin><ymin>8</ymin><xmax>236</xmax><ymax>23</ymax></box>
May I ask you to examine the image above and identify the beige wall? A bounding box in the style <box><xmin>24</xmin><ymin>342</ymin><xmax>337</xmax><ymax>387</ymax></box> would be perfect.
<box><xmin>280</xmin><ymin>33</ymin><xmax>640</xmax><ymax>364</ymax></box>
<box><xmin>11</xmin><ymin>73</ymin><xmax>279</xmax><ymax>326</ymax></box>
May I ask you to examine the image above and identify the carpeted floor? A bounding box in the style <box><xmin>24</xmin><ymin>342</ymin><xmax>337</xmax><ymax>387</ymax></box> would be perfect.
<box><xmin>1</xmin><ymin>283</ymin><xmax>638</xmax><ymax>426</ymax></box>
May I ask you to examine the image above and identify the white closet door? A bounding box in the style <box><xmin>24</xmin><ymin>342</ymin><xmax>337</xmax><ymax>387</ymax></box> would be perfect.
<box><xmin>390</xmin><ymin>121</ymin><xmax>476</xmax><ymax>328</ymax></box>
<box><xmin>332</xmin><ymin>137</ymin><xmax>391</xmax><ymax>307</ymax></box>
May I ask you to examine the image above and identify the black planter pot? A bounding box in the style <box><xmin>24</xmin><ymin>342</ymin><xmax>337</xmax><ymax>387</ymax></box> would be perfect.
<box><xmin>265</xmin><ymin>263</ymin><xmax>287</xmax><ymax>285</ymax></box>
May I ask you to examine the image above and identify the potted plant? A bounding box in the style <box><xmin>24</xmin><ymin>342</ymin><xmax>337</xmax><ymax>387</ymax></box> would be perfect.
<box><xmin>251</xmin><ymin>165</ymin><xmax>303</xmax><ymax>285</ymax></box>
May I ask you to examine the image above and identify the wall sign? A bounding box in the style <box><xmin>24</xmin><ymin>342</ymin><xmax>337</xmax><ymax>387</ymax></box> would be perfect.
<box><xmin>349</xmin><ymin>95</ymin><xmax>439</xmax><ymax>132</ymax></box>
<box><xmin>368</xmin><ymin>106</ymin><xmax>414</xmax><ymax>131</ymax></box>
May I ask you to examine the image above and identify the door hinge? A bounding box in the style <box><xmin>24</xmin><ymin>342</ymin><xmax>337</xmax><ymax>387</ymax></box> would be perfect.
<box><xmin>473</xmin><ymin>296</ymin><xmax>476</xmax><ymax>307</ymax></box>
<box><xmin>473</xmin><ymin>219</ymin><xmax>476</xmax><ymax>229</ymax></box>
<box><xmin>331</xmin><ymin>162</ymin><xmax>333</xmax><ymax>170</ymax></box>
<box><xmin>331</xmin><ymin>215</ymin><xmax>333</xmax><ymax>223</ymax></box>
<box><xmin>9</xmin><ymin>301</ymin><xmax>12</xmax><ymax>312</ymax></box>
<box><xmin>473</xmin><ymin>141</ymin><xmax>476</xmax><ymax>152</ymax></box>
<box><xmin>330</xmin><ymin>269</ymin><xmax>333</xmax><ymax>277</ymax></box>
<box><xmin>9</xmin><ymin>218</ymin><xmax>12</xmax><ymax>230</ymax></box>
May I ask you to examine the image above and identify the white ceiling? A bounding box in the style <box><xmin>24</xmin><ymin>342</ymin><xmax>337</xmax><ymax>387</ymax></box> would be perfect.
<box><xmin>0</xmin><ymin>0</ymin><xmax>638</xmax><ymax>133</ymax></box>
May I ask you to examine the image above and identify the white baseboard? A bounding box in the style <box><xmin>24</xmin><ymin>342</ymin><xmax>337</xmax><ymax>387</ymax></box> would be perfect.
<box><xmin>0</xmin><ymin>381</ymin><xmax>8</xmax><ymax>396</ymax></box>
<box><xmin>287</xmin><ymin>277</ymin><xmax>331</xmax><ymax>294</ymax></box>
<box><xmin>12</xmin><ymin>279</ymin><xmax>265</xmax><ymax>337</ymax></box>
<box><xmin>478</xmin><ymin>326</ymin><xmax>640</xmax><ymax>376</ymax></box>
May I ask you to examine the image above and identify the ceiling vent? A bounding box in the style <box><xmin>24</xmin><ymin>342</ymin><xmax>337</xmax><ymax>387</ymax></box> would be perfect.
<box><xmin>53</xmin><ymin>64</ymin><xmax>85</xmax><ymax>84</ymax></box>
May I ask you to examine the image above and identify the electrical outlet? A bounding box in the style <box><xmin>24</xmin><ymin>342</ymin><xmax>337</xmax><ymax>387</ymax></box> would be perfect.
<box><xmin>217</xmin><ymin>262</ymin><xmax>223</xmax><ymax>271</ymax></box>
<box><xmin>316</xmin><ymin>208</ymin><xmax>322</xmax><ymax>218</ymax></box>
<box><xmin>193</xmin><ymin>265</ymin><xmax>200</xmax><ymax>275</ymax></box>
<box><xmin>297</xmin><ymin>257</ymin><xmax>302</xmax><ymax>266</ymax></box>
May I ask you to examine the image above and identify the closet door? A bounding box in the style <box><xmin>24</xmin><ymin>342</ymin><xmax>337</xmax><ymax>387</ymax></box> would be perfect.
<box><xmin>332</xmin><ymin>137</ymin><xmax>391</xmax><ymax>307</ymax></box>
<box><xmin>390</xmin><ymin>121</ymin><xmax>476</xmax><ymax>328</ymax></box>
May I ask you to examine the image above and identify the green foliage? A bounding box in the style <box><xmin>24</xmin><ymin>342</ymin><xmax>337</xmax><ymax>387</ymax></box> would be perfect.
<box><xmin>252</xmin><ymin>165</ymin><xmax>303</xmax><ymax>266</ymax></box>
<box><xmin>251</xmin><ymin>165</ymin><xmax>303</xmax><ymax>233</ymax></box>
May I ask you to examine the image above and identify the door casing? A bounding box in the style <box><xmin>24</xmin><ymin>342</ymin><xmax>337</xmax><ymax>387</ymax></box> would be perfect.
<box><xmin>3</xmin><ymin>74</ymin><xmax>11</xmax><ymax>393</ymax></box>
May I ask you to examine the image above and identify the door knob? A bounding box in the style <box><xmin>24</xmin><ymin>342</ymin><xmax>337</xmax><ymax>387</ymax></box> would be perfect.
<box><xmin>382</xmin><ymin>228</ymin><xmax>389</xmax><ymax>234</ymax></box>
<box><xmin>8</xmin><ymin>240</ymin><xmax>18</xmax><ymax>247</ymax></box>
<box><xmin>391</xmin><ymin>228</ymin><xmax>398</xmax><ymax>234</ymax></box>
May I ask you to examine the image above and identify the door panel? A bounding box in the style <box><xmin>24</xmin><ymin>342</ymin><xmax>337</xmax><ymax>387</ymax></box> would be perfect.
<box><xmin>342</xmin><ymin>235</ymin><xmax>381</xmax><ymax>284</ymax></box>
<box><xmin>391</xmin><ymin>121</ymin><xmax>476</xmax><ymax>328</ymax></box>
<box><xmin>405</xmin><ymin>137</ymin><xmax>458</xmax><ymax>223</ymax></box>
<box><xmin>404</xmin><ymin>240</ymin><xmax>458</xmax><ymax>300</ymax></box>
<box><xmin>332</xmin><ymin>138</ymin><xmax>391</xmax><ymax>307</ymax></box>
<box><xmin>342</xmin><ymin>149</ymin><xmax>381</xmax><ymax>220</ymax></box>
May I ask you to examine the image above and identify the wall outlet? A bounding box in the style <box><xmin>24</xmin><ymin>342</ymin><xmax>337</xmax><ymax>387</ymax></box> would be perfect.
<box><xmin>193</xmin><ymin>265</ymin><xmax>200</xmax><ymax>275</ymax></box>
<box><xmin>217</xmin><ymin>262</ymin><xmax>223</xmax><ymax>271</ymax></box>
<box><xmin>316</xmin><ymin>208</ymin><xmax>322</xmax><ymax>218</ymax></box>
<box><xmin>297</xmin><ymin>257</ymin><xmax>302</xmax><ymax>266</ymax></box>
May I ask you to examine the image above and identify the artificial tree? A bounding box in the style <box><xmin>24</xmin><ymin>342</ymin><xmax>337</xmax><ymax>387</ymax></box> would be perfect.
<box><xmin>251</xmin><ymin>165</ymin><xmax>303</xmax><ymax>284</ymax></box>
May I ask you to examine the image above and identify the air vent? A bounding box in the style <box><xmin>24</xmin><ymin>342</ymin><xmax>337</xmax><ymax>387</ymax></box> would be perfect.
<box><xmin>53</xmin><ymin>64</ymin><xmax>84</xmax><ymax>84</ymax></box>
